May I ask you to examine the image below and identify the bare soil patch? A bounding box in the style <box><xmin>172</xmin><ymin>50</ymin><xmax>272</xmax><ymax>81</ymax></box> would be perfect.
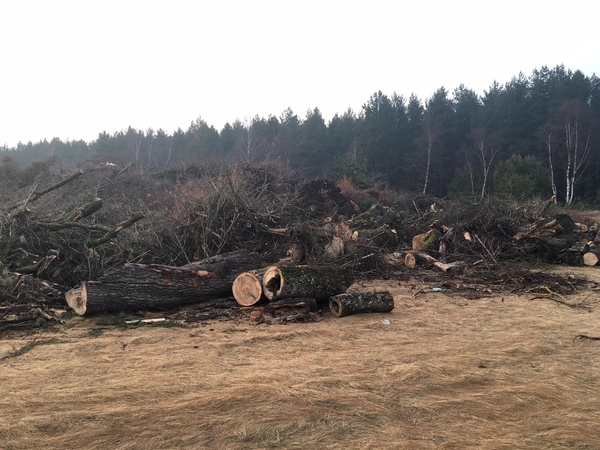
<box><xmin>2</xmin><ymin>267</ymin><xmax>600</xmax><ymax>449</ymax></box>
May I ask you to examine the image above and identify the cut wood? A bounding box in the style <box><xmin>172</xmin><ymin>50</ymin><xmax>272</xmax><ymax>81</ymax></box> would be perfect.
<box><xmin>537</xmin><ymin>235</ymin><xmax>576</xmax><ymax>261</ymax></box>
<box><xmin>404</xmin><ymin>253</ymin><xmax>416</xmax><ymax>269</ymax></box>
<box><xmin>65</xmin><ymin>250</ymin><xmax>261</xmax><ymax>315</ymax></box>
<box><xmin>232</xmin><ymin>268</ymin><xmax>267</xmax><ymax>306</ymax></box>
<box><xmin>329</xmin><ymin>291</ymin><xmax>394</xmax><ymax>317</ymax></box>
<box><xmin>415</xmin><ymin>252</ymin><xmax>462</xmax><ymax>272</ymax></box>
<box><xmin>325</xmin><ymin>236</ymin><xmax>344</xmax><ymax>259</ymax></box>
<box><xmin>412</xmin><ymin>229</ymin><xmax>440</xmax><ymax>251</ymax></box>
<box><xmin>262</xmin><ymin>265</ymin><xmax>354</xmax><ymax>301</ymax></box>
<box><xmin>583</xmin><ymin>251</ymin><xmax>600</xmax><ymax>266</ymax></box>
<box><xmin>260</xmin><ymin>298</ymin><xmax>317</xmax><ymax>325</ymax></box>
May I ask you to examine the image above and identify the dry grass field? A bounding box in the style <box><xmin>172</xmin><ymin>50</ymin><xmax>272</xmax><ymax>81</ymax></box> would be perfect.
<box><xmin>2</xmin><ymin>268</ymin><xmax>600</xmax><ymax>450</ymax></box>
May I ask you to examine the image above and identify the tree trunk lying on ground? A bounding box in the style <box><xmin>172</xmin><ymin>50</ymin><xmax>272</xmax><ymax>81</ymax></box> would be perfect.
<box><xmin>537</xmin><ymin>236</ymin><xmax>576</xmax><ymax>261</ymax></box>
<box><xmin>232</xmin><ymin>268</ymin><xmax>267</xmax><ymax>306</ymax></box>
<box><xmin>262</xmin><ymin>265</ymin><xmax>354</xmax><ymax>301</ymax></box>
<box><xmin>329</xmin><ymin>291</ymin><xmax>394</xmax><ymax>317</ymax></box>
<box><xmin>65</xmin><ymin>250</ymin><xmax>261</xmax><ymax>315</ymax></box>
<box><xmin>583</xmin><ymin>251</ymin><xmax>600</xmax><ymax>266</ymax></box>
<box><xmin>260</xmin><ymin>298</ymin><xmax>318</xmax><ymax>324</ymax></box>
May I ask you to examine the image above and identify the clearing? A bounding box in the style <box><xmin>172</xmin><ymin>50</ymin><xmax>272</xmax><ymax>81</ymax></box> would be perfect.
<box><xmin>1</xmin><ymin>267</ymin><xmax>600</xmax><ymax>450</ymax></box>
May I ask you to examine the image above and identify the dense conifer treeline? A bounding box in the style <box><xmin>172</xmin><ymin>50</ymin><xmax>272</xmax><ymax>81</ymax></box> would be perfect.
<box><xmin>2</xmin><ymin>65</ymin><xmax>599</xmax><ymax>202</ymax></box>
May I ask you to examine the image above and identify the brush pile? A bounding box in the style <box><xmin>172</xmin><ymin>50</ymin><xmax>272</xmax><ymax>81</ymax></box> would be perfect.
<box><xmin>0</xmin><ymin>160</ymin><xmax>597</xmax><ymax>330</ymax></box>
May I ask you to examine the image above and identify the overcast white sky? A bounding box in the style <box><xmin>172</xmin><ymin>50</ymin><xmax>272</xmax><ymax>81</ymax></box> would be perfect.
<box><xmin>1</xmin><ymin>0</ymin><xmax>599</xmax><ymax>147</ymax></box>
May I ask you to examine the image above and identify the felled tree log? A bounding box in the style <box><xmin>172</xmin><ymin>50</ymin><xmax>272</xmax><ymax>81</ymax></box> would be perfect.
<box><xmin>63</xmin><ymin>197</ymin><xmax>103</xmax><ymax>222</ymax></box>
<box><xmin>232</xmin><ymin>268</ymin><xmax>267</xmax><ymax>306</ymax></box>
<box><xmin>329</xmin><ymin>291</ymin><xmax>394</xmax><ymax>317</ymax></box>
<box><xmin>583</xmin><ymin>251</ymin><xmax>600</xmax><ymax>266</ymax></box>
<box><xmin>260</xmin><ymin>297</ymin><xmax>318</xmax><ymax>324</ymax></box>
<box><xmin>537</xmin><ymin>235</ymin><xmax>576</xmax><ymax>261</ymax></box>
<box><xmin>65</xmin><ymin>250</ymin><xmax>261</xmax><ymax>315</ymax></box>
<box><xmin>262</xmin><ymin>265</ymin><xmax>354</xmax><ymax>301</ymax></box>
<box><xmin>404</xmin><ymin>253</ymin><xmax>416</xmax><ymax>269</ymax></box>
<box><xmin>412</xmin><ymin>229</ymin><xmax>440</xmax><ymax>251</ymax></box>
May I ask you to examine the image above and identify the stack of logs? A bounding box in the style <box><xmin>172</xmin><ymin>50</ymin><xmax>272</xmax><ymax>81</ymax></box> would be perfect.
<box><xmin>65</xmin><ymin>249</ymin><xmax>395</xmax><ymax>324</ymax></box>
<box><xmin>515</xmin><ymin>214</ymin><xmax>600</xmax><ymax>266</ymax></box>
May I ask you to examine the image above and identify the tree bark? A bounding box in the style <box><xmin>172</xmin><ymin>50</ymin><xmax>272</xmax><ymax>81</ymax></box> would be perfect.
<box><xmin>232</xmin><ymin>268</ymin><xmax>267</xmax><ymax>306</ymax></box>
<box><xmin>329</xmin><ymin>291</ymin><xmax>394</xmax><ymax>317</ymax></box>
<box><xmin>65</xmin><ymin>250</ymin><xmax>261</xmax><ymax>315</ymax></box>
<box><xmin>537</xmin><ymin>236</ymin><xmax>576</xmax><ymax>261</ymax></box>
<box><xmin>260</xmin><ymin>297</ymin><xmax>318</xmax><ymax>324</ymax></box>
<box><xmin>262</xmin><ymin>265</ymin><xmax>354</xmax><ymax>301</ymax></box>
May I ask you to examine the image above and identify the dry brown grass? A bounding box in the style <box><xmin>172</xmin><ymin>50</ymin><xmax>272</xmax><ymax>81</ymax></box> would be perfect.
<box><xmin>2</xmin><ymin>269</ymin><xmax>600</xmax><ymax>449</ymax></box>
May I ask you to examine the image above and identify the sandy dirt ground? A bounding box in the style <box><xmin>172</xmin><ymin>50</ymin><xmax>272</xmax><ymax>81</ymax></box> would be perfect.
<box><xmin>1</xmin><ymin>267</ymin><xmax>600</xmax><ymax>450</ymax></box>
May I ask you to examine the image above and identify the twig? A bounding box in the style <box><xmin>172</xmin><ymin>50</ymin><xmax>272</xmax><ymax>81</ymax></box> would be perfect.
<box><xmin>87</xmin><ymin>212</ymin><xmax>144</xmax><ymax>247</ymax></box>
<box><xmin>573</xmin><ymin>334</ymin><xmax>600</xmax><ymax>343</ymax></box>
<box><xmin>529</xmin><ymin>286</ymin><xmax>591</xmax><ymax>311</ymax></box>
<box><xmin>0</xmin><ymin>338</ymin><xmax>57</xmax><ymax>361</ymax></box>
<box><xmin>473</xmin><ymin>233</ymin><xmax>498</xmax><ymax>265</ymax></box>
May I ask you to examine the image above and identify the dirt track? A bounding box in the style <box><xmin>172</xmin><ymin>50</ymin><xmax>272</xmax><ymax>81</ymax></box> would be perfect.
<box><xmin>1</xmin><ymin>268</ymin><xmax>600</xmax><ymax>450</ymax></box>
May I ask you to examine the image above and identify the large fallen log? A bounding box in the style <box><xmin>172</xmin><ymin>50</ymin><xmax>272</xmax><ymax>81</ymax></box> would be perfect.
<box><xmin>537</xmin><ymin>235</ymin><xmax>576</xmax><ymax>261</ymax></box>
<box><xmin>262</xmin><ymin>265</ymin><xmax>354</xmax><ymax>301</ymax></box>
<box><xmin>329</xmin><ymin>291</ymin><xmax>394</xmax><ymax>317</ymax></box>
<box><xmin>232</xmin><ymin>268</ymin><xmax>267</xmax><ymax>306</ymax></box>
<box><xmin>65</xmin><ymin>250</ymin><xmax>261</xmax><ymax>315</ymax></box>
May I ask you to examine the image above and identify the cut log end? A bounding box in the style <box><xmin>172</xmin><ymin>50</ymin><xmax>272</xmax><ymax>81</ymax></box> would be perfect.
<box><xmin>329</xmin><ymin>296</ymin><xmax>344</xmax><ymax>317</ymax></box>
<box><xmin>583</xmin><ymin>252</ymin><xmax>600</xmax><ymax>267</ymax></box>
<box><xmin>404</xmin><ymin>253</ymin><xmax>416</xmax><ymax>269</ymax></box>
<box><xmin>232</xmin><ymin>272</ymin><xmax>264</xmax><ymax>306</ymax></box>
<box><xmin>263</xmin><ymin>266</ymin><xmax>284</xmax><ymax>301</ymax></box>
<box><xmin>65</xmin><ymin>283</ymin><xmax>88</xmax><ymax>315</ymax></box>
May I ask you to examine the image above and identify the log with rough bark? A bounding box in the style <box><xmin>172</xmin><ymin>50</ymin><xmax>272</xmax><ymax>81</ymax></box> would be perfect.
<box><xmin>537</xmin><ymin>235</ymin><xmax>576</xmax><ymax>261</ymax></box>
<box><xmin>260</xmin><ymin>297</ymin><xmax>318</xmax><ymax>324</ymax></box>
<box><xmin>329</xmin><ymin>291</ymin><xmax>394</xmax><ymax>317</ymax></box>
<box><xmin>65</xmin><ymin>250</ymin><xmax>261</xmax><ymax>315</ymax></box>
<box><xmin>262</xmin><ymin>265</ymin><xmax>354</xmax><ymax>301</ymax></box>
<box><xmin>232</xmin><ymin>268</ymin><xmax>267</xmax><ymax>306</ymax></box>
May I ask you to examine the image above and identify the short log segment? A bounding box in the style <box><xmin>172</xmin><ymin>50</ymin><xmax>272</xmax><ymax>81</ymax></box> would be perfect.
<box><xmin>260</xmin><ymin>298</ymin><xmax>318</xmax><ymax>325</ymax></box>
<box><xmin>329</xmin><ymin>291</ymin><xmax>394</xmax><ymax>317</ymax></box>
<box><xmin>583</xmin><ymin>251</ymin><xmax>600</xmax><ymax>266</ymax></box>
<box><xmin>262</xmin><ymin>265</ymin><xmax>354</xmax><ymax>301</ymax></box>
<box><xmin>232</xmin><ymin>268</ymin><xmax>267</xmax><ymax>306</ymax></box>
<box><xmin>65</xmin><ymin>250</ymin><xmax>261</xmax><ymax>315</ymax></box>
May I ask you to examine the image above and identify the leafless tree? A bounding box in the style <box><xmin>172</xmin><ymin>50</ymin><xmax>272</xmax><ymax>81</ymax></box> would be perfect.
<box><xmin>546</xmin><ymin>99</ymin><xmax>594</xmax><ymax>205</ymax></box>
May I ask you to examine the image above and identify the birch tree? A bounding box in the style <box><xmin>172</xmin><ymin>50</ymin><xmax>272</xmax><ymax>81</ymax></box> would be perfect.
<box><xmin>418</xmin><ymin>115</ymin><xmax>441</xmax><ymax>194</ymax></box>
<box><xmin>472</xmin><ymin>128</ymin><xmax>500</xmax><ymax>200</ymax></box>
<box><xmin>546</xmin><ymin>99</ymin><xmax>594</xmax><ymax>205</ymax></box>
